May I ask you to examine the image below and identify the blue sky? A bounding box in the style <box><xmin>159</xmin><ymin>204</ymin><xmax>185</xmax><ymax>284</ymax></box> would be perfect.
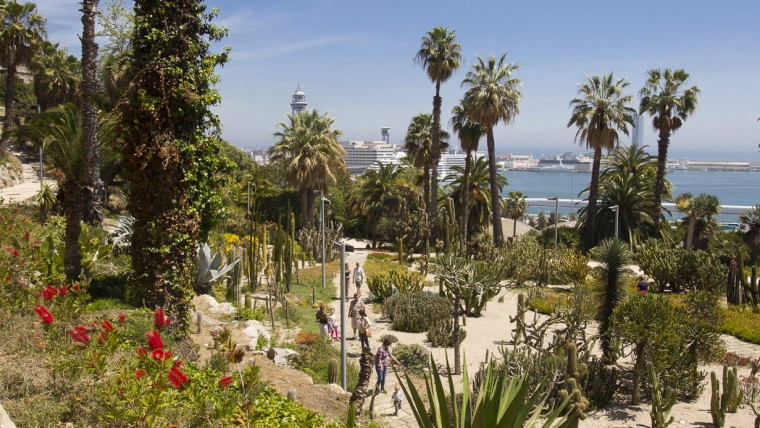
<box><xmin>36</xmin><ymin>0</ymin><xmax>760</xmax><ymax>160</ymax></box>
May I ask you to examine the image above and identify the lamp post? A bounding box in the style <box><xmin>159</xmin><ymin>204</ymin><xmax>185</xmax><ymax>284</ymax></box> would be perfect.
<box><xmin>548</xmin><ymin>197</ymin><xmax>559</xmax><ymax>251</ymax></box>
<box><xmin>37</xmin><ymin>105</ymin><xmax>43</xmax><ymax>191</ymax></box>
<box><xmin>336</xmin><ymin>241</ymin><xmax>354</xmax><ymax>391</ymax></box>
<box><xmin>320</xmin><ymin>191</ymin><xmax>331</xmax><ymax>288</ymax></box>
<box><xmin>610</xmin><ymin>205</ymin><xmax>619</xmax><ymax>239</ymax></box>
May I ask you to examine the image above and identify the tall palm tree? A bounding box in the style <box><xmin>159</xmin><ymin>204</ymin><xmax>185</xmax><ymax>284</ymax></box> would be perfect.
<box><xmin>676</xmin><ymin>192</ymin><xmax>720</xmax><ymax>250</ymax></box>
<box><xmin>639</xmin><ymin>69</ymin><xmax>700</xmax><ymax>238</ymax></box>
<box><xmin>462</xmin><ymin>53</ymin><xmax>522</xmax><ymax>246</ymax></box>
<box><xmin>80</xmin><ymin>0</ymin><xmax>103</xmax><ymax>225</ymax></box>
<box><xmin>445</xmin><ymin>156</ymin><xmax>506</xmax><ymax>237</ymax></box>
<box><xmin>567</xmin><ymin>73</ymin><xmax>634</xmax><ymax>249</ymax></box>
<box><xmin>30</xmin><ymin>41</ymin><xmax>79</xmax><ymax>110</ymax></box>
<box><xmin>0</xmin><ymin>0</ymin><xmax>46</xmax><ymax>152</ymax></box>
<box><xmin>414</xmin><ymin>26</ymin><xmax>461</xmax><ymax>242</ymax></box>
<box><xmin>504</xmin><ymin>191</ymin><xmax>527</xmax><ymax>238</ymax></box>
<box><xmin>268</xmin><ymin>109</ymin><xmax>345</xmax><ymax>228</ymax></box>
<box><xmin>450</xmin><ymin>102</ymin><xmax>483</xmax><ymax>245</ymax></box>
<box><xmin>12</xmin><ymin>103</ymin><xmax>86</xmax><ymax>279</ymax></box>
<box><xmin>404</xmin><ymin>112</ymin><xmax>449</xmax><ymax>217</ymax></box>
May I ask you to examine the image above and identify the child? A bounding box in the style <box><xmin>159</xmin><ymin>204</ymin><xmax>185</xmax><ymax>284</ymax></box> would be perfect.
<box><xmin>329</xmin><ymin>308</ymin><xmax>339</xmax><ymax>341</ymax></box>
<box><xmin>392</xmin><ymin>385</ymin><xmax>404</xmax><ymax>416</ymax></box>
<box><xmin>358</xmin><ymin>308</ymin><xmax>371</xmax><ymax>349</ymax></box>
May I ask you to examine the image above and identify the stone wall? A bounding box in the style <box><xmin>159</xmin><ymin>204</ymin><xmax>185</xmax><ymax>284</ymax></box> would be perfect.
<box><xmin>0</xmin><ymin>155</ymin><xmax>24</xmax><ymax>189</ymax></box>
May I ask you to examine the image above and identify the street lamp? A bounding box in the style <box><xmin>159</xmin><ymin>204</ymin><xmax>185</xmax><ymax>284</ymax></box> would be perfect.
<box><xmin>320</xmin><ymin>191</ymin><xmax>331</xmax><ymax>289</ymax></box>
<box><xmin>610</xmin><ymin>205</ymin><xmax>620</xmax><ymax>239</ymax></box>
<box><xmin>336</xmin><ymin>240</ymin><xmax>355</xmax><ymax>391</ymax></box>
<box><xmin>548</xmin><ymin>197</ymin><xmax>559</xmax><ymax>251</ymax></box>
<box><xmin>37</xmin><ymin>104</ymin><xmax>43</xmax><ymax>191</ymax></box>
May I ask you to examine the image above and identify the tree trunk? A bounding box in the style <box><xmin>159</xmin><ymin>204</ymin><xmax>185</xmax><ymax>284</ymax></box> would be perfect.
<box><xmin>453</xmin><ymin>293</ymin><xmax>461</xmax><ymax>375</ymax></box>
<box><xmin>430</xmin><ymin>82</ymin><xmax>442</xmax><ymax>244</ymax></box>
<box><xmin>306</xmin><ymin>189</ymin><xmax>316</xmax><ymax>229</ymax></box>
<box><xmin>63</xmin><ymin>181</ymin><xmax>83</xmax><ymax>280</ymax></box>
<box><xmin>652</xmin><ymin>127</ymin><xmax>670</xmax><ymax>239</ymax></box>
<box><xmin>584</xmin><ymin>145</ymin><xmax>602</xmax><ymax>249</ymax></box>
<box><xmin>513</xmin><ymin>216</ymin><xmax>518</xmax><ymax>238</ymax></box>
<box><xmin>632</xmin><ymin>343</ymin><xmax>646</xmax><ymax>405</ymax></box>
<box><xmin>486</xmin><ymin>128</ymin><xmax>503</xmax><ymax>246</ymax></box>
<box><xmin>80</xmin><ymin>0</ymin><xmax>104</xmax><ymax>225</ymax></box>
<box><xmin>686</xmin><ymin>215</ymin><xmax>696</xmax><ymax>250</ymax></box>
<box><xmin>460</xmin><ymin>150</ymin><xmax>472</xmax><ymax>247</ymax></box>
<box><xmin>299</xmin><ymin>188</ymin><xmax>309</xmax><ymax>228</ymax></box>
<box><xmin>1</xmin><ymin>62</ymin><xmax>18</xmax><ymax>152</ymax></box>
<box><xmin>423</xmin><ymin>161</ymin><xmax>430</xmax><ymax>221</ymax></box>
<box><xmin>349</xmin><ymin>349</ymin><xmax>375</xmax><ymax>417</ymax></box>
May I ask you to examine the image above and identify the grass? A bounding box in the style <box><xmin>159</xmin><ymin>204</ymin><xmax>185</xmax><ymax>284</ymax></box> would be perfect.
<box><xmin>526</xmin><ymin>288</ymin><xmax>568</xmax><ymax>315</ymax></box>
<box><xmin>721</xmin><ymin>306</ymin><xmax>760</xmax><ymax>345</ymax></box>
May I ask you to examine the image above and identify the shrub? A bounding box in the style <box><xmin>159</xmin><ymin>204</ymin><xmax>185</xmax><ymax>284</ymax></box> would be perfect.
<box><xmin>367</xmin><ymin>267</ymin><xmax>424</xmax><ymax>302</ymax></box>
<box><xmin>384</xmin><ymin>292</ymin><xmax>450</xmax><ymax>333</ymax></box>
<box><xmin>294</xmin><ymin>332</ymin><xmax>320</xmax><ymax>347</ymax></box>
<box><xmin>721</xmin><ymin>306</ymin><xmax>760</xmax><ymax>344</ymax></box>
<box><xmin>367</xmin><ymin>273</ymin><xmax>394</xmax><ymax>301</ymax></box>
<box><xmin>426</xmin><ymin>317</ymin><xmax>466</xmax><ymax>348</ymax></box>
<box><xmin>291</xmin><ymin>337</ymin><xmax>359</xmax><ymax>390</ymax></box>
<box><xmin>394</xmin><ymin>343</ymin><xmax>428</xmax><ymax>376</ymax></box>
<box><xmin>636</xmin><ymin>240</ymin><xmax>727</xmax><ymax>293</ymax></box>
<box><xmin>556</xmin><ymin>248</ymin><xmax>591</xmax><ymax>285</ymax></box>
<box><xmin>378</xmin><ymin>334</ymin><xmax>398</xmax><ymax>345</ymax></box>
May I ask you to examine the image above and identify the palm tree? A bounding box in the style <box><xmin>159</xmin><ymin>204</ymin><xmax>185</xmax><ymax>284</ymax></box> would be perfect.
<box><xmin>12</xmin><ymin>103</ymin><xmax>86</xmax><ymax>279</ymax></box>
<box><xmin>450</xmin><ymin>102</ymin><xmax>483</xmax><ymax>245</ymax></box>
<box><xmin>268</xmin><ymin>109</ymin><xmax>345</xmax><ymax>228</ymax></box>
<box><xmin>445</xmin><ymin>156</ymin><xmax>506</xmax><ymax>237</ymax></box>
<box><xmin>404</xmin><ymin>112</ymin><xmax>449</xmax><ymax>217</ymax></box>
<box><xmin>30</xmin><ymin>41</ymin><xmax>79</xmax><ymax>110</ymax></box>
<box><xmin>740</xmin><ymin>205</ymin><xmax>760</xmax><ymax>295</ymax></box>
<box><xmin>639</xmin><ymin>69</ymin><xmax>700</xmax><ymax>238</ymax></box>
<box><xmin>504</xmin><ymin>191</ymin><xmax>527</xmax><ymax>238</ymax></box>
<box><xmin>462</xmin><ymin>54</ymin><xmax>522</xmax><ymax>246</ymax></box>
<box><xmin>591</xmin><ymin>238</ymin><xmax>631</xmax><ymax>365</ymax></box>
<box><xmin>567</xmin><ymin>73</ymin><xmax>634</xmax><ymax>249</ymax></box>
<box><xmin>0</xmin><ymin>0</ymin><xmax>46</xmax><ymax>152</ymax></box>
<box><xmin>676</xmin><ymin>192</ymin><xmax>720</xmax><ymax>250</ymax></box>
<box><xmin>414</xmin><ymin>26</ymin><xmax>461</xmax><ymax>242</ymax></box>
<box><xmin>80</xmin><ymin>0</ymin><xmax>103</xmax><ymax>225</ymax></box>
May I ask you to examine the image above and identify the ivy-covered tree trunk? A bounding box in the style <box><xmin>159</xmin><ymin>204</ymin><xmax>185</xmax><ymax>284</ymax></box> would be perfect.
<box><xmin>119</xmin><ymin>0</ymin><xmax>228</xmax><ymax>331</ymax></box>
<box><xmin>80</xmin><ymin>0</ymin><xmax>104</xmax><ymax>225</ymax></box>
<box><xmin>63</xmin><ymin>181</ymin><xmax>83</xmax><ymax>280</ymax></box>
<box><xmin>1</xmin><ymin>62</ymin><xmax>18</xmax><ymax>152</ymax></box>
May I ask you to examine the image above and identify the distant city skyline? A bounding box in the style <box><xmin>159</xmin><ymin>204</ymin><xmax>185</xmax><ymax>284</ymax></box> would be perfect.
<box><xmin>34</xmin><ymin>0</ymin><xmax>760</xmax><ymax>161</ymax></box>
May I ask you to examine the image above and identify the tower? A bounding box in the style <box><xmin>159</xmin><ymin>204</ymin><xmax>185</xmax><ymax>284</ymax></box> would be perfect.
<box><xmin>381</xmin><ymin>127</ymin><xmax>391</xmax><ymax>143</ymax></box>
<box><xmin>290</xmin><ymin>85</ymin><xmax>307</xmax><ymax>115</ymax></box>
<box><xmin>631</xmin><ymin>112</ymin><xmax>644</xmax><ymax>146</ymax></box>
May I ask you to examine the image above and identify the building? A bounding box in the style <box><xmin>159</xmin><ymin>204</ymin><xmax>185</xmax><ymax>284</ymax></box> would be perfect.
<box><xmin>339</xmin><ymin>138</ymin><xmax>404</xmax><ymax>174</ymax></box>
<box><xmin>290</xmin><ymin>85</ymin><xmax>307</xmax><ymax>115</ymax></box>
<box><xmin>501</xmin><ymin>154</ymin><xmax>538</xmax><ymax>170</ymax></box>
<box><xmin>631</xmin><ymin>111</ymin><xmax>644</xmax><ymax>146</ymax></box>
<box><xmin>248</xmin><ymin>149</ymin><xmax>269</xmax><ymax>164</ymax></box>
<box><xmin>438</xmin><ymin>150</ymin><xmax>469</xmax><ymax>179</ymax></box>
<box><xmin>685</xmin><ymin>161</ymin><xmax>752</xmax><ymax>171</ymax></box>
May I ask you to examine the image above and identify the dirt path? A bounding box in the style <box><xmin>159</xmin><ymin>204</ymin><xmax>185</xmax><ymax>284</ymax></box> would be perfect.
<box><xmin>0</xmin><ymin>148</ymin><xmax>55</xmax><ymax>203</ymax></box>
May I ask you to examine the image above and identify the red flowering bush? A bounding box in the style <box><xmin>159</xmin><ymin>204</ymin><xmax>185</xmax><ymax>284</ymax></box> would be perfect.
<box><xmin>294</xmin><ymin>331</ymin><xmax>320</xmax><ymax>346</ymax></box>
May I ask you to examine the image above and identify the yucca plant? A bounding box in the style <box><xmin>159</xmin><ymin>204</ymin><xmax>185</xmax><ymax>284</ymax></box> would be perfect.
<box><xmin>591</xmin><ymin>238</ymin><xmax>631</xmax><ymax>364</ymax></box>
<box><xmin>36</xmin><ymin>182</ymin><xmax>56</xmax><ymax>223</ymax></box>
<box><xmin>396</xmin><ymin>353</ymin><xmax>568</xmax><ymax>428</ymax></box>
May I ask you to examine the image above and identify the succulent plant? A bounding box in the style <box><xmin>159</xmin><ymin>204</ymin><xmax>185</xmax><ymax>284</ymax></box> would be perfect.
<box><xmin>649</xmin><ymin>361</ymin><xmax>676</xmax><ymax>428</ymax></box>
<box><xmin>327</xmin><ymin>358</ymin><xmax>339</xmax><ymax>384</ymax></box>
<box><xmin>195</xmin><ymin>242</ymin><xmax>240</xmax><ymax>294</ymax></box>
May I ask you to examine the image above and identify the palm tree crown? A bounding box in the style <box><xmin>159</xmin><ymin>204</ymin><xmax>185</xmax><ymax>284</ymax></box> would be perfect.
<box><xmin>639</xmin><ymin>69</ymin><xmax>700</xmax><ymax>133</ymax></box>
<box><xmin>450</xmin><ymin>104</ymin><xmax>483</xmax><ymax>154</ymax></box>
<box><xmin>461</xmin><ymin>53</ymin><xmax>522</xmax><ymax>129</ymax></box>
<box><xmin>0</xmin><ymin>0</ymin><xmax>46</xmax><ymax>68</ymax></box>
<box><xmin>414</xmin><ymin>26</ymin><xmax>462</xmax><ymax>85</ymax></box>
<box><xmin>31</xmin><ymin>41</ymin><xmax>80</xmax><ymax>110</ymax></box>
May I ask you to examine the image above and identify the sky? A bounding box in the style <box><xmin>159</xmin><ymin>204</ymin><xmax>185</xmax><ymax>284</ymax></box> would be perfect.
<box><xmin>35</xmin><ymin>0</ymin><xmax>760</xmax><ymax>160</ymax></box>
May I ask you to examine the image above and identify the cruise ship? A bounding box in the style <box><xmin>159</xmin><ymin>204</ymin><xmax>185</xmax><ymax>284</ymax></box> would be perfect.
<box><xmin>529</xmin><ymin>152</ymin><xmax>593</xmax><ymax>172</ymax></box>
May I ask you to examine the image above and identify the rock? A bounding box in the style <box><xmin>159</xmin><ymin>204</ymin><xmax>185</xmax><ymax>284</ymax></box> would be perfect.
<box><xmin>192</xmin><ymin>294</ymin><xmax>238</xmax><ymax>317</ymax></box>
<box><xmin>287</xmin><ymin>387</ymin><xmax>297</xmax><ymax>400</ymax></box>
<box><xmin>267</xmin><ymin>347</ymin><xmax>298</xmax><ymax>365</ymax></box>
<box><xmin>241</xmin><ymin>320</ymin><xmax>271</xmax><ymax>350</ymax></box>
<box><xmin>326</xmin><ymin>383</ymin><xmax>351</xmax><ymax>397</ymax></box>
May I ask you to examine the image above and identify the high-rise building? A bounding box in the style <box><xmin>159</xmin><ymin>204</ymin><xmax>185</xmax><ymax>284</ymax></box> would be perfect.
<box><xmin>290</xmin><ymin>85</ymin><xmax>307</xmax><ymax>115</ymax></box>
<box><xmin>631</xmin><ymin>111</ymin><xmax>644</xmax><ymax>146</ymax></box>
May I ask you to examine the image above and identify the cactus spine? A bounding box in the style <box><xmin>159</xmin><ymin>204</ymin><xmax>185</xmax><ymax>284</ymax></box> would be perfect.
<box><xmin>327</xmin><ymin>358</ymin><xmax>339</xmax><ymax>384</ymax></box>
<box><xmin>648</xmin><ymin>362</ymin><xmax>676</xmax><ymax>428</ymax></box>
<box><xmin>559</xmin><ymin>342</ymin><xmax>588</xmax><ymax>427</ymax></box>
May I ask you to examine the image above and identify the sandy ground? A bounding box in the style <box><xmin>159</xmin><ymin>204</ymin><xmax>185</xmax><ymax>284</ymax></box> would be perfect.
<box><xmin>329</xmin><ymin>244</ymin><xmax>760</xmax><ymax>428</ymax></box>
<box><xmin>0</xmin><ymin>148</ymin><xmax>55</xmax><ymax>204</ymax></box>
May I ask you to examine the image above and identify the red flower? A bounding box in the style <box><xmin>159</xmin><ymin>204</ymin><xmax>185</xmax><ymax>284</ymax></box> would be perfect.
<box><xmin>24</xmin><ymin>231</ymin><xmax>30</xmax><ymax>240</ymax></box>
<box><xmin>72</xmin><ymin>283</ymin><xmax>80</xmax><ymax>292</ymax></box>
<box><xmin>167</xmin><ymin>367</ymin><xmax>188</xmax><ymax>389</ymax></box>
<box><xmin>153</xmin><ymin>308</ymin><xmax>168</xmax><ymax>330</ymax></box>
<box><xmin>145</xmin><ymin>330</ymin><xmax>164</xmax><ymax>350</ymax></box>
<box><xmin>58</xmin><ymin>285</ymin><xmax>67</xmax><ymax>296</ymax></box>
<box><xmin>151</xmin><ymin>349</ymin><xmax>165</xmax><ymax>361</ymax></box>
<box><xmin>4</xmin><ymin>276</ymin><xmax>10</xmax><ymax>282</ymax></box>
<box><xmin>171</xmin><ymin>359</ymin><xmax>182</xmax><ymax>369</ymax></box>
<box><xmin>135</xmin><ymin>369</ymin><xmax>147</xmax><ymax>379</ymax></box>
<box><xmin>70</xmin><ymin>326</ymin><xmax>90</xmax><ymax>344</ymax></box>
<box><xmin>117</xmin><ymin>314</ymin><xmax>126</xmax><ymax>323</ymax></box>
<box><xmin>101</xmin><ymin>320</ymin><xmax>114</xmax><ymax>333</ymax></box>
<box><xmin>12</xmin><ymin>249</ymin><xmax>19</xmax><ymax>257</ymax></box>
<box><xmin>137</xmin><ymin>346</ymin><xmax>148</xmax><ymax>358</ymax></box>
<box><xmin>218</xmin><ymin>376</ymin><xmax>233</xmax><ymax>389</ymax></box>
<box><xmin>164</xmin><ymin>350</ymin><xmax>174</xmax><ymax>360</ymax></box>
<box><xmin>40</xmin><ymin>285</ymin><xmax>58</xmax><ymax>300</ymax></box>
<box><xmin>34</xmin><ymin>305</ymin><xmax>54</xmax><ymax>324</ymax></box>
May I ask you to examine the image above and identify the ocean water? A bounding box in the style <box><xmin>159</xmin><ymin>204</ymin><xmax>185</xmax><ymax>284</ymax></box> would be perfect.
<box><xmin>497</xmin><ymin>170</ymin><xmax>760</xmax><ymax>219</ymax></box>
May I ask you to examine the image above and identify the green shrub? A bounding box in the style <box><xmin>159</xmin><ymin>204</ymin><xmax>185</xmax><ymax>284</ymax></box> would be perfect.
<box><xmin>394</xmin><ymin>344</ymin><xmax>428</xmax><ymax>376</ymax></box>
<box><xmin>636</xmin><ymin>240</ymin><xmax>727</xmax><ymax>293</ymax></box>
<box><xmin>721</xmin><ymin>306</ymin><xmax>760</xmax><ymax>344</ymax></box>
<box><xmin>426</xmin><ymin>317</ymin><xmax>466</xmax><ymax>348</ymax></box>
<box><xmin>292</xmin><ymin>337</ymin><xmax>359</xmax><ymax>390</ymax></box>
<box><xmin>367</xmin><ymin>274</ymin><xmax>394</xmax><ymax>301</ymax></box>
<box><xmin>384</xmin><ymin>292</ymin><xmax>450</xmax><ymax>333</ymax></box>
<box><xmin>389</xmin><ymin>269</ymin><xmax>424</xmax><ymax>294</ymax></box>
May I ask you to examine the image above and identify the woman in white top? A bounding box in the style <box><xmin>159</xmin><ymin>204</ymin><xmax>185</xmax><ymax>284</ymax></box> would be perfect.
<box><xmin>358</xmin><ymin>308</ymin><xmax>371</xmax><ymax>349</ymax></box>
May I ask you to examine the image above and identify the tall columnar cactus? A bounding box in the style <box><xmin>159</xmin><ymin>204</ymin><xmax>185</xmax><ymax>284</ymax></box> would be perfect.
<box><xmin>722</xmin><ymin>365</ymin><xmax>744</xmax><ymax>413</ymax></box>
<box><xmin>648</xmin><ymin>362</ymin><xmax>676</xmax><ymax>428</ymax></box>
<box><xmin>727</xmin><ymin>259</ymin><xmax>743</xmax><ymax>305</ymax></box>
<box><xmin>226</xmin><ymin>249</ymin><xmax>243</xmax><ymax>303</ymax></box>
<box><xmin>711</xmin><ymin>371</ymin><xmax>728</xmax><ymax>427</ymax></box>
<box><xmin>327</xmin><ymin>358</ymin><xmax>339</xmax><ymax>384</ymax></box>
<box><xmin>510</xmin><ymin>293</ymin><xmax>527</xmax><ymax>349</ymax></box>
<box><xmin>750</xmin><ymin>387</ymin><xmax>760</xmax><ymax>428</ymax></box>
<box><xmin>559</xmin><ymin>342</ymin><xmax>588</xmax><ymax>427</ymax></box>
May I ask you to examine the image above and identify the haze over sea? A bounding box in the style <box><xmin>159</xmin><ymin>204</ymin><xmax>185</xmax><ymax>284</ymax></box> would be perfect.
<box><xmin>499</xmin><ymin>170</ymin><xmax>760</xmax><ymax>219</ymax></box>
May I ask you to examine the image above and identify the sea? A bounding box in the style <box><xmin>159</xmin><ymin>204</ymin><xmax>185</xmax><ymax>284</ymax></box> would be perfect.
<box><xmin>497</xmin><ymin>170</ymin><xmax>760</xmax><ymax>220</ymax></box>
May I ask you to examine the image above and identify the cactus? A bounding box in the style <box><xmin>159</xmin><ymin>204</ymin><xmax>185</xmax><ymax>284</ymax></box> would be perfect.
<box><xmin>384</xmin><ymin>292</ymin><xmax>450</xmax><ymax>333</ymax></box>
<box><xmin>711</xmin><ymin>371</ymin><xmax>727</xmax><ymax>427</ymax></box>
<box><xmin>727</xmin><ymin>259</ymin><xmax>742</xmax><ymax>305</ymax></box>
<box><xmin>722</xmin><ymin>365</ymin><xmax>744</xmax><ymax>413</ymax></box>
<box><xmin>227</xmin><ymin>249</ymin><xmax>243</xmax><ymax>303</ymax></box>
<box><xmin>750</xmin><ymin>388</ymin><xmax>760</xmax><ymax>428</ymax></box>
<box><xmin>583</xmin><ymin>359</ymin><xmax>618</xmax><ymax>410</ymax></box>
<box><xmin>509</xmin><ymin>293</ymin><xmax>527</xmax><ymax>349</ymax></box>
<box><xmin>367</xmin><ymin>274</ymin><xmax>394</xmax><ymax>302</ymax></box>
<box><xmin>559</xmin><ymin>342</ymin><xmax>588</xmax><ymax>428</ymax></box>
<box><xmin>648</xmin><ymin>362</ymin><xmax>676</xmax><ymax>428</ymax></box>
<box><xmin>327</xmin><ymin>358</ymin><xmax>339</xmax><ymax>384</ymax></box>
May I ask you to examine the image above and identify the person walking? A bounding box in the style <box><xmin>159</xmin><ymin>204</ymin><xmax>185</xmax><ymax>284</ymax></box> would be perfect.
<box><xmin>353</xmin><ymin>262</ymin><xmax>365</xmax><ymax>293</ymax></box>
<box><xmin>315</xmin><ymin>304</ymin><xmax>329</xmax><ymax>337</ymax></box>
<box><xmin>392</xmin><ymin>385</ymin><xmax>404</xmax><ymax>416</ymax></box>
<box><xmin>375</xmin><ymin>338</ymin><xmax>401</xmax><ymax>393</ymax></box>
<box><xmin>329</xmin><ymin>308</ymin><xmax>339</xmax><ymax>341</ymax></box>
<box><xmin>348</xmin><ymin>292</ymin><xmax>365</xmax><ymax>339</ymax></box>
<box><xmin>344</xmin><ymin>262</ymin><xmax>351</xmax><ymax>301</ymax></box>
<box><xmin>358</xmin><ymin>308</ymin><xmax>371</xmax><ymax>349</ymax></box>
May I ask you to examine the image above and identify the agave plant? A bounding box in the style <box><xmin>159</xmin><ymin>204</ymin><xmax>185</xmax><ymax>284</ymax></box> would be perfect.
<box><xmin>195</xmin><ymin>242</ymin><xmax>240</xmax><ymax>294</ymax></box>
<box><xmin>111</xmin><ymin>214</ymin><xmax>134</xmax><ymax>253</ymax></box>
<box><xmin>396</xmin><ymin>353</ymin><xmax>568</xmax><ymax>428</ymax></box>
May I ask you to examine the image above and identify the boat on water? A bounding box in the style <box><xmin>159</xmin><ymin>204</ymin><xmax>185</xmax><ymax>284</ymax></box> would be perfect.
<box><xmin>528</xmin><ymin>152</ymin><xmax>592</xmax><ymax>172</ymax></box>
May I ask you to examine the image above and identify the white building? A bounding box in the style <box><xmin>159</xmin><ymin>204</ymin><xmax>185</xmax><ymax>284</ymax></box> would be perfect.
<box><xmin>502</xmin><ymin>154</ymin><xmax>538</xmax><ymax>170</ymax></box>
<box><xmin>339</xmin><ymin>140</ymin><xmax>404</xmax><ymax>174</ymax></box>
